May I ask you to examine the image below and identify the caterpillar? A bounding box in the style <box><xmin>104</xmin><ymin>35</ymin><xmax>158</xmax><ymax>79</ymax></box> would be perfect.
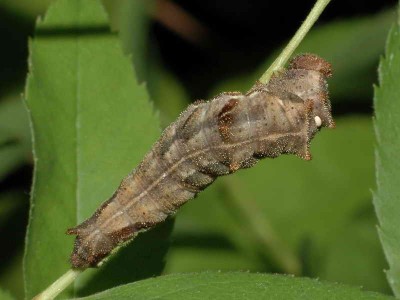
<box><xmin>67</xmin><ymin>54</ymin><xmax>335</xmax><ymax>269</ymax></box>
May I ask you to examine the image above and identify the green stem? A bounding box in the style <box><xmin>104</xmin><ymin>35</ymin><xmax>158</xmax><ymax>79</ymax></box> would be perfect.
<box><xmin>32</xmin><ymin>269</ymin><xmax>81</xmax><ymax>300</ymax></box>
<box><xmin>259</xmin><ymin>0</ymin><xmax>332</xmax><ymax>84</ymax></box>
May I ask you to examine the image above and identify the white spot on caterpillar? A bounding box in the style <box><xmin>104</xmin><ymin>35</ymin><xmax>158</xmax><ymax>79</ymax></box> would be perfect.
<box><xmin>278</xmin><ymin>99</ymin><xmax>284</xmax><ymax>107</ymax></box>
<box><xmin>314</xmin><ymin>116</ymin><xmax>322</xmax><ymax>127</ymax></box>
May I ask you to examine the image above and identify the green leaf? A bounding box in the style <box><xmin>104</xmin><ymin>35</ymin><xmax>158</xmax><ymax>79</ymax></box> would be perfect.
<box><xmin>373</xmin><ymin>10</ymin><xmax>400</xmax><ymax>297</ymax></box>
<box><xmin>23</xmin><ymin>0</ymin><xmax>172</xmax><ymax>298</ymax></box>
<box><xmin>78</xmin><ymin>272</ymin><xmax>393</xmax><ymax>300</ymax></box>
<box><xmin>166</xmin><ymin>183</ymin><xmax>264</xmax><ymax>274</ymax></box>
<box><xmin>320</xmin><ymin>214</ymin><xmax>391</xmax><ymax>294</ymax></box>
<box><xmin>0</xmin><ymin>92</ymin><xmax>31</xmax><ymax>181</ymax></box>
<box><xmin>0</xmin><ymin>288</ymin><xmax>15</xmax><ymax>300</ymax></box>
<box><xmin>165</xmin><ymin>247</ymin><xmax>261</xmax><ymax>273</ymax></box>
<box><xmin>212</xmin><ymin>9</ymin><xmax>393</xmax><ymax>103</ymax></box>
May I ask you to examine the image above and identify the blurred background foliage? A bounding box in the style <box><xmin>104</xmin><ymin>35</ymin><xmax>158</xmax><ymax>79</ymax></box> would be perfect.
<box><xmin>0</xmin><ymin>0</ymin><xmax>396</xmax><ymax>298</ymax></box>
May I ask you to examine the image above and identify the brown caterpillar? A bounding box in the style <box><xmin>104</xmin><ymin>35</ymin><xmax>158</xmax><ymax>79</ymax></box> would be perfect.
<box><xmin>67</xmin><ymin>54</ymin><xmax>335</xmax><ymax>269</ymax></box>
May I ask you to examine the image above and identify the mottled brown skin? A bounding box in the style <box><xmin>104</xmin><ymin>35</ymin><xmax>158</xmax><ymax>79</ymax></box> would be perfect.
<box><xmin>67</xmin><ymin>54</ymin><xmax>335</xmax><ymax>268</ymax></box>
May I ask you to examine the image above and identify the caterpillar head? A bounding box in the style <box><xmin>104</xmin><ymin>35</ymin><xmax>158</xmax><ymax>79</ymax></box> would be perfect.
<box><xmin>290</xmin><ymin>54</ymin><xmax>335</xmax><ymax>130</ymax></box>
<box><xmin>268</xmin><ymin>53</ymin><xmax>335</xmax><ymax>130</ymax></box>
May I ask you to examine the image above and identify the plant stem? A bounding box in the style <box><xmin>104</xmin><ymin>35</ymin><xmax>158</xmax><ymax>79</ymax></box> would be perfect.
<box><xmin>32</xmin><ymin>269</ymin><xmax>81</xmax><ymax>300</ymax></box>
<box><xmin>259</xmin><ymin>0</ymin><xmax>332</xmax><ymax>84</ymax></box>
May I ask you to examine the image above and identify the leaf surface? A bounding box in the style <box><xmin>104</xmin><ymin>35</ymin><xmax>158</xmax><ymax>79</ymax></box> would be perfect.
<box><xmin>321</xmin><ymin>214</ymin><xmax>391</xmax><ymax>294</ymax></box>
<box><xmin>0</xmin><ymin>288</ymin><xmax>14</xmax><ymax>300</ymax></box>
<box><xmin>374</xmin><ymin>9</ymin><xmax>400</xmax><ymax>297</ymax></box>
<box><xmin>23</xmin><ymin>0</ymin><xmax>171</xmax><ymax>298</ymax></box>
<box><xmin>79</xmin><ymin>272</ymin><xmax>393</xmax><ymax>300</ymax></box>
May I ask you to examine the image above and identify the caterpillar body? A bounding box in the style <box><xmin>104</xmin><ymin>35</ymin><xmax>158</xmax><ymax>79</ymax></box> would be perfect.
<box><xmin>67</xmin><ymin>54</ymin><xmax>335</xmax><ymax>269</ymax></box>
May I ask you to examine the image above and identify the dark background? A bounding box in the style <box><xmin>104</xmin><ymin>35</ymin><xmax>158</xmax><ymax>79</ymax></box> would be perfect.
<box><xmin>153</xmin><ymin>0</ymin><xmax>396</xmax><ymax>97</ymax></box>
